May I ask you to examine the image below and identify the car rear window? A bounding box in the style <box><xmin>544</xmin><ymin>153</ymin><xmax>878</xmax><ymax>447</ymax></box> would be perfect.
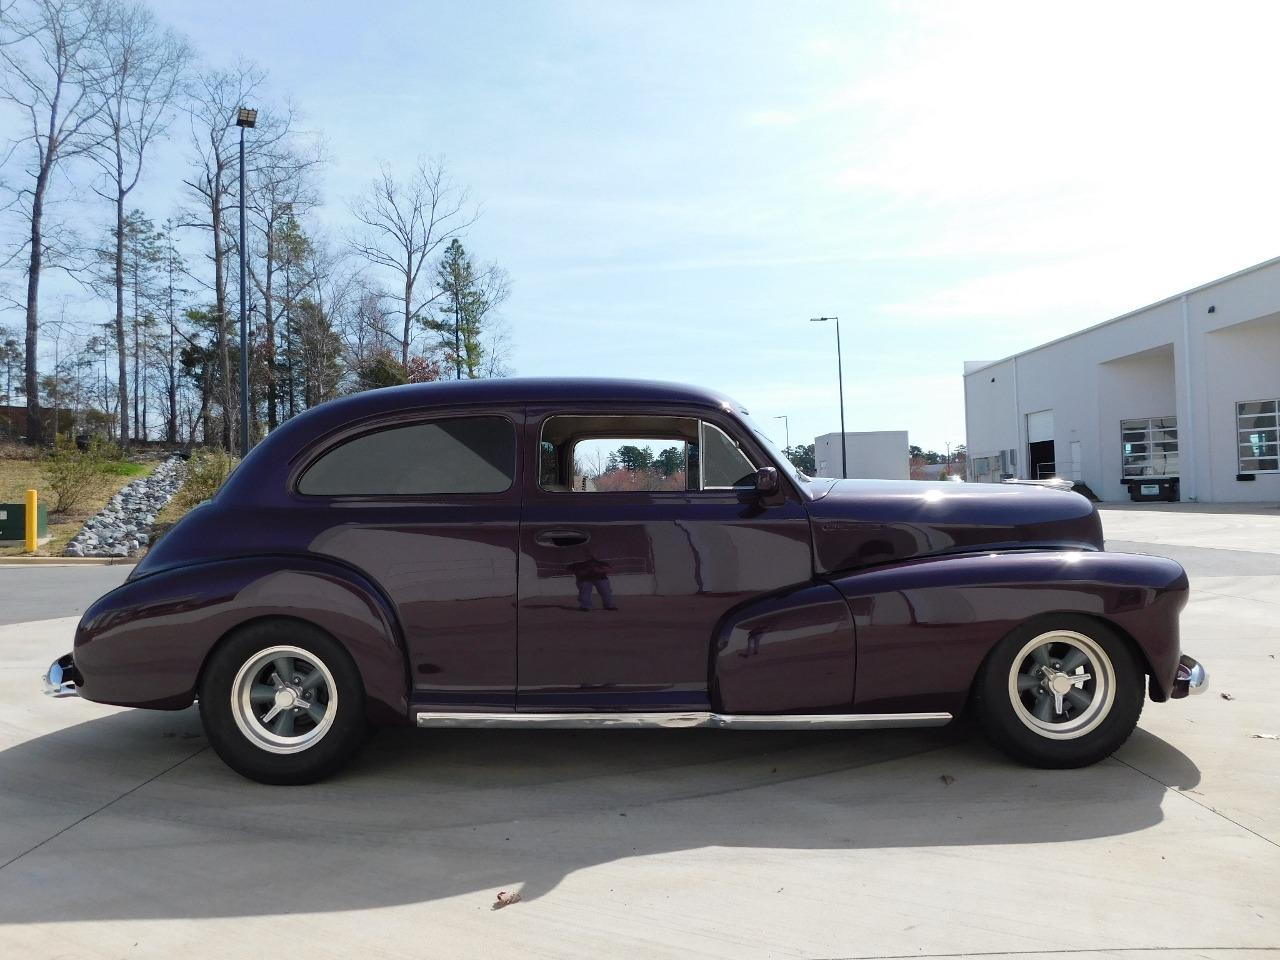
<box><xmin>298</xmin><ymin>416</ymin><xmax>515</xmax><ymax>496</ymax></box>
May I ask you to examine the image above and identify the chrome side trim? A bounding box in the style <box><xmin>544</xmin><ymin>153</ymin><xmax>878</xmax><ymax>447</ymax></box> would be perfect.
<box><xmin>1172</xmin><ymin>654</ymin><xmax>1208</xmax><ymax>698</ymax></box>
<box><xmin>710</xmin><ymin>712</ymin><xmax>952</xmax><ymax>730</ymax></box>
<box><xmin>415</xmin><ymin>711</ymin><xmax>953</xmax><ymax>730</ymax></box>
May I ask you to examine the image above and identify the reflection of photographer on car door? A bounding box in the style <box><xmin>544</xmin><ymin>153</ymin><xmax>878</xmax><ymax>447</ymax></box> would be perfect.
<box><xmin>570</xmin><ymin>554</ymin><xmax>616</xmax><ymax>611</ymax></box>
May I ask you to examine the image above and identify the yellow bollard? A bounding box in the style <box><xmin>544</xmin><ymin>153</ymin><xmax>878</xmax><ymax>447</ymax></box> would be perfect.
<box><xmin>25</xmin><ymin>488</ymin><xmax>37</xmax><ymax>554</ymax></box>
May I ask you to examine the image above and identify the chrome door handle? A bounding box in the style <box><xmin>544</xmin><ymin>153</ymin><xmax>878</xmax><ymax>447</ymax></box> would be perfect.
<box><xmin>534</xmin><ymin>529</ymin><xmax>590</xmax><ymax>547</ymax></box>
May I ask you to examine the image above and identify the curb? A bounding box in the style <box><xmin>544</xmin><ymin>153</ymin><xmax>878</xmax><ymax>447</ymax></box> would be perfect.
<box><xmin>0</xmin><ymin>556</ymin><xmax>137</xmax><ymax>566</ymax></box>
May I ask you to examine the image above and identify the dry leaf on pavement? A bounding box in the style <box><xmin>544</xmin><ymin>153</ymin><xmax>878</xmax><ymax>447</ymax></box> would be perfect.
<box><xmin>493</xmin><ymin>891</ymin><xmax>522</xmax><ymax>910</ymax></box>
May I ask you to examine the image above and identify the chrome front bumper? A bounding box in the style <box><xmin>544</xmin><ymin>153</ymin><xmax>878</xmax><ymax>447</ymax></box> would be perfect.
<box><xmin>1171</xmin><ymin>654</ymin><xmax>1208</xmax><ymax>698</ymax></box>
<box><xmin>42</xmin><ymin>653</ymin><xmax>81</xmax><ymax>698</ymax></box>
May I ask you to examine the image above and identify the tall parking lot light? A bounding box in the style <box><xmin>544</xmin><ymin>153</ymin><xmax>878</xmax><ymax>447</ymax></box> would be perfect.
<box><xmin>236</xmin><ymin>107</ymin><xmax>258</xmax><ymax>455</ymax></box>
<box><xmin>809</xmin><ymin>316</ymin><xmax>846</xmax><ymax>478</ymax></box>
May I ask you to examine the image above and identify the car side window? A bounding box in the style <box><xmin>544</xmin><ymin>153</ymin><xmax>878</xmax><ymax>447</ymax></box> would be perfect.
<box><xmin>700</xmin><ymin>421</ymin><xmax>757</xmax><ymax>489</ymax></box>
<box><xmin>298</xmin><ymin>416</ymin><xmax>515</xmax><ymax>496</ymax></box>
<box><xmin>538</xmin><ymin>415</ymin><xmax>757</xmax><ymax>493</ymax></box>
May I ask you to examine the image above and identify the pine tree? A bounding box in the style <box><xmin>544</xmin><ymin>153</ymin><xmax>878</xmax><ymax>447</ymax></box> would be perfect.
<box><xmin>426</xmin><ymin>239</ymin><xmax>510</xmax><ymax>379</ymax></box>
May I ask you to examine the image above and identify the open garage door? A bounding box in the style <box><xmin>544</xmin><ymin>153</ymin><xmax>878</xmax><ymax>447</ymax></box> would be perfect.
<box><xmin>1026</xmin><ymin>410</ymin><xmax>1055</xmax><ymax>479</ymax></box>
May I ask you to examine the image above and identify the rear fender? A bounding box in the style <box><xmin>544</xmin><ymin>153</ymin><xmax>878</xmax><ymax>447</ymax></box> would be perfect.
<box><xmin>831</xmin><ymin>550</ymin><xmax>1189</xmax><ymax>715</ymax></box>
<box><xmin>74</xmin><ymin>555</ymin><xmax>409</xmax><ymax>723</ymax></box>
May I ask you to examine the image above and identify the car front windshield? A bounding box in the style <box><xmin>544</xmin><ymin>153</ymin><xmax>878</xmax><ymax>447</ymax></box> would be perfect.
<box><xmin>736</xmin><ymin>407</ymin><xmax>810</xmax><ymax>486</ymax></box>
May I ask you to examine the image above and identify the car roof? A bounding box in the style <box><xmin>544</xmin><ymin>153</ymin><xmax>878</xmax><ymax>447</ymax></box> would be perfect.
<box><xmin>319</xmin><ymin>377</ymin><xmax>740</xmax><ymax>410</ymax></box>
<box><xmin>219</xmin><ymin>378</ymin><xmax>748</xmax><ymax>506</ymax></box>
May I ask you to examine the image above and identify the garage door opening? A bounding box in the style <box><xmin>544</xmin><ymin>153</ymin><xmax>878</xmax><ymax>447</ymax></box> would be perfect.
<box><xmin>1026</xmin><ymin>410</ymin><xmax>1055</xmax><ymax>479</ymax></box>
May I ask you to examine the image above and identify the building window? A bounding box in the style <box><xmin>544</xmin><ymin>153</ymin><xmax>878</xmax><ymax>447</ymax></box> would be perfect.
<box><xmin>970</xmin><ymin>453</ymin><xmax>1007</xmax><ymax>482</ymax></box>
<box><xmin>1237</xmin><ymin>399</ymin><xmax>1279</xmax><ymax>473</ymax></box>
<box><xmin>1121</xmin><ymin>417</ymin><xmax>1178</xmax><ymax>480</ymax></box>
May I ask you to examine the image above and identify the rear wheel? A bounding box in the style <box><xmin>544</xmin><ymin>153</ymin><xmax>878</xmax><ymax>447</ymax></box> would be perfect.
<box><xmin>199</xmin><ymin>621</ymin><xmax>366</xmax><ymax>785</ymax></box>
<box><xmin>974</xmin><ymin>617</ymin><xmax>1144</xmax><ymax>768</ymax></box>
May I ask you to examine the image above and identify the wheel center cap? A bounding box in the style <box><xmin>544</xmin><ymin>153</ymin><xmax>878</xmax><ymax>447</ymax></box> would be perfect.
<box><xmin>274</xmin><ymin>687</ymin><xmax>299</xmax><ymax>709</ymax></box>
<box><xmin>1047</xmin><ymin>672</ymin><xmax>1074</xmax><ymax>696</ymax></box>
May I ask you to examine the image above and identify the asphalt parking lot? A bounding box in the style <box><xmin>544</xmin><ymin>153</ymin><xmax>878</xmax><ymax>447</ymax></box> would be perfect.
<box><xmin>0</xmin><ymin>505</ymin><xmax>1277</xmax><ymax>959</ymax></box>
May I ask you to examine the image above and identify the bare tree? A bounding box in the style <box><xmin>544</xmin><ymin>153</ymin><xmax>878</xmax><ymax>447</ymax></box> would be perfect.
<box><xmin>247</xmin><ymin>138</ymin><xmax>320</xmax><ymax>430</ymax></box>
<box><xmin>181</xmin><ymin>60</ymin><xmax>286</xmax><ymax>449</ymax></box>
<box><xmin>336</xmin><ymin>279</ymin><xmax>395</xmax><ymax>379</ymax></box>
<box><xmin>89</xmin><ymin>0</ymin><xmax>189</xmax><ymax>448</ymax></box>
<box><xmin>152</xmin><ymin>217</ymin><xmax>185</xmax><ymax>442</ymax></box>
<box><xmin>348</xmin><ymin>158</ymin><xmax>476</xmax><ymax>370</ymax></box>
<box><xmin>481</xmin><ymin>314</ymin><xmax>513</xmax><ymax>378</ymax></box>
<box><xmin>0</xmin><ymin>0</ymin><xmax>109</xmax><ymax>443</ymax></box>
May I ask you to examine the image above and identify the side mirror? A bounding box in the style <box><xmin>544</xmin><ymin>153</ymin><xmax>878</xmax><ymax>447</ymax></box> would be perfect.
<box><xmin>755</xmin><ymin>466</ymin><xmax>779</xmax><ymax>495</ymax></box>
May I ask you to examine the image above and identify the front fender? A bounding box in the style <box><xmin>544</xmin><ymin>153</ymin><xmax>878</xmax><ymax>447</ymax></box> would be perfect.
<box><xmin>831</xmin><ymin>550</ymin><xmax>1189</xmax><ymax>715</ymax></box>
<box><xmin>74</xmin><ymin>555</ymin><xmax>409</xmax><ymax>723</ymax></box>
<box><xmin>711</xmin><ymin>582</ymin><xmax>856</xmax><ymax>714</ymax></box>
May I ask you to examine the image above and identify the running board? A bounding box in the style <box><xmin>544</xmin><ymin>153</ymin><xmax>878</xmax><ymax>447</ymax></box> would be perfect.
<box><xmin>415</xmin><ymin>711</ymin><xmax>952</xmax><ymax>730</ymax></box>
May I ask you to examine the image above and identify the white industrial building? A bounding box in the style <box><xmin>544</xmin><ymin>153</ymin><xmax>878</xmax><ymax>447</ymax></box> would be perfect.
<box><xmin>963</xmin><ymin>257</ymin><xmax>1280</xmax><ymax>503</ymax></box>
<box><xmin>814</xmin><ymin>430</ymin><xmax>909</xmax><ymax>480</ymax></box>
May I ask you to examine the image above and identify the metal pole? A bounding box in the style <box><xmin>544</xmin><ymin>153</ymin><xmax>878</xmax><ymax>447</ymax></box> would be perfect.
<box><xmin>24</xmin><ymin>487</ymin><xmax>37</xmax><ymax>554</ymax></box>
<box><xmin>810</xmin><ymin>316</ymin><xmax>847</xmax><ymax>477</ymax></box>
<box><xmin>238</xmin><ymin>125</ymin><xmax>251</xmax><ymax>455</ymax></box>
<box><xmin>773</xmin><ymin>415</ymin><xmax>789</xmax><ymax>449</ymax></box>
<box><xmin>835</xmin><ymin>317</ymin><xmax>846</xmax><ymax>479</ymax></box>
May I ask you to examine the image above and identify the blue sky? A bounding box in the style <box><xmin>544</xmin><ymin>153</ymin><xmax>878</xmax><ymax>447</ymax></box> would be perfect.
<box><xmin>14</xmin><ymin>1</ymin><xmax>1280</xmax><ymax>452</ymax></box>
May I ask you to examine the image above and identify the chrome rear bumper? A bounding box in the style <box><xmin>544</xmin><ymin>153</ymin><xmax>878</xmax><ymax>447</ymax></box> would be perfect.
<box><xmin>42</xmin><ymin>653</ymin><xmax>81</xmax><ymax>698</ymax></box>
<box><xmin>1171</xmin><ymin>654</ymin><xmax>1207</xmax><ymax>698</ymax></box>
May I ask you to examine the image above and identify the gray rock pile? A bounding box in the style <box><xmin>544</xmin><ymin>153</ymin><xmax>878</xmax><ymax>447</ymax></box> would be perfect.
<box><xmin>65</xmin><ymin>456</ymin><xmax>188</xmax><ymax>558</ymax></box>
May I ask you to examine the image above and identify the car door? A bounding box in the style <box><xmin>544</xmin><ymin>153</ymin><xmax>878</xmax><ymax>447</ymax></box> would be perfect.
<box><xmin>516</xmin><ymin>404</ymin><xmax>813</xmax><ymax>711</ymax></box>
<box><xmin>295</xmin><ymin>406</ymin><xmax>523</xmax><ymax>710</ymax></box>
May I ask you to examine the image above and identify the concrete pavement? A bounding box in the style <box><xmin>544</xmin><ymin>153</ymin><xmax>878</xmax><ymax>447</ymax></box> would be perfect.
<box><xmin>0</xmin><ymin>507</ymin><xmax>1276</xmax><ymax>958</ymax></box>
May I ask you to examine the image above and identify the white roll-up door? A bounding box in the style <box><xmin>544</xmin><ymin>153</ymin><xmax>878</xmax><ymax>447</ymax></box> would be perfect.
<box><xmin>1026</xmin><ymin>410</ymin><xmax>1054</xmax><ymax>443</ymax></box>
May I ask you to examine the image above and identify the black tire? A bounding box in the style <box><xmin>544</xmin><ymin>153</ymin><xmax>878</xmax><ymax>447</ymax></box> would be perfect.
<box><xmin>199</xmin><ymin>620</ymin><xmax>367</xmax><ymax>785</ymax></box>
<box><xmin>973</xmin><ymin>615</ymin><xmax>1145</xmax><ymax>768</ymax></box>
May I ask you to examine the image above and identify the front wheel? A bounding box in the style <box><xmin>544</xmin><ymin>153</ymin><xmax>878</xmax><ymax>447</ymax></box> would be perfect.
<box><xmin>974</xmin><ymin>616</ymin><xmax>1145</xmax><ymax>768</ymax></box>
<box><xmin>199</xmin><ymin>621</ymin><xmax>367</xmax><ymax>785</ymax></box>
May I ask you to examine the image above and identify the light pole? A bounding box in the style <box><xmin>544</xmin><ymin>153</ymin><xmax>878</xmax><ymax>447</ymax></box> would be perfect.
<box><xmin>772</xmin><ymin>414</ymin><xmax>790</xmax><ymax>449</ymax></box>
<box><xmin>810</xmin><ymin>316</ymin><xmax>846</xmax><ymax>478</ymax></box>
<box><xmin>236</xmin><ymin>106</ymin><xmax>257</xmax><ymax>456</ymax></box>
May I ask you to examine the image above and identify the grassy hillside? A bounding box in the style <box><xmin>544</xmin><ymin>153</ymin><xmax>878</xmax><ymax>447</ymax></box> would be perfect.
<box><xmin>0</xmin><ymin>447</ymin><xmax>152</xmax><ymax>557</ymax></box>
<box><xmin>150</xmin><ymin>450</ymin><xmax>238</xmax><ymax>544</ymax></box>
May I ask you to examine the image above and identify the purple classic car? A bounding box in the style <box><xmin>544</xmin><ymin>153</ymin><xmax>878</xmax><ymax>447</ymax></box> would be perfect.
<box><xmin>43</xmin><ymin>378</ymin><xmax>1207</xmax><ymax>784</ymax></box>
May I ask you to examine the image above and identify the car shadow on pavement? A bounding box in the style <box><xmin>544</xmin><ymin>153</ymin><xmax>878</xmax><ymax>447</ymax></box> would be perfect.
<box><xmin>0</xmin><ymin>706</ymin><xmax>1199</xmax><ymax>922</ymax></box>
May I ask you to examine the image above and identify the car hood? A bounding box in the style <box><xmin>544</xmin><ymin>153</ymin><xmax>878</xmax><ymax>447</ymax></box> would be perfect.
<box><xmin>805</xmin><ymin>479</ymin><xmax>1103</xmax><ymax>574</ymax></box>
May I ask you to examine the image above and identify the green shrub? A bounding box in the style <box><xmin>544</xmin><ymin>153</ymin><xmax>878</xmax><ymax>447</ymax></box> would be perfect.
<box><xmin>40</xmin><ymin>435</ymin><xmax>110</xmax><ymax>513</ymax></box>
<box><xmin>175</xmin><ymin>449</ymin><xmax>238</xmax><ymax>509</ymax></box>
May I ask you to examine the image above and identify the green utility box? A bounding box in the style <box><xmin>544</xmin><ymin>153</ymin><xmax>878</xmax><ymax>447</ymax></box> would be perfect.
<box><xmin>0</xmin><ymin>501</ymin><xmax>48</xmax><ymax>543</ymax></box>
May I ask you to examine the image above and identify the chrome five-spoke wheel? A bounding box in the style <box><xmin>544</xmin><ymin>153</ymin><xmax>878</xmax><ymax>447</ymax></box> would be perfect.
<box><xmin>1007</xmin><ymin>629</ymin><xmax>1115</xmax><ymax>740</ymax></box>
<box><xmin>976</xmin><ymin>616</ymin><xmax>1143</xmax><ymax>768</ymax></box>
<box><xmin>231</xmin><ymin>644</ymin><xmax>337</xmax><ymax>754</ymax></box>
<box><xmin>201</xmin><ymin>622</ymin><xmax>366</xmax><ymax>784</ymax></box>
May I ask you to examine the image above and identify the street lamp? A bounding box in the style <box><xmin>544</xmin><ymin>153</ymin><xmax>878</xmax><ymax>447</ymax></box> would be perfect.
<box><xmin>772</xmin><ymin>414</ymin><xmax>789</xmax><ymax>449</ymax></box>
<box><xmin>236</xmin><ymin>106</ymin><xmax>257</xmax><ymax>456</ymax></box>
<box><xmin>809</xmin><ymin>316</ymin><xmax>847</xmax><ymax>478</ymax></box>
